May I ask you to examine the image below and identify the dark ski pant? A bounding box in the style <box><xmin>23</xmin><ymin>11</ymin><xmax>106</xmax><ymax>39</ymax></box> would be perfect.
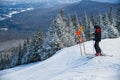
<box><xmin>94</xmin><ymin>41</ymin><xmax>101</xmax><ymax>53</ymax></box>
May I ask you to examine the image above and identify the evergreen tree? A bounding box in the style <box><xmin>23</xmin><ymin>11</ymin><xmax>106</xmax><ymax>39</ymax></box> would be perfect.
<box><xmin>102</xmin><ymin>13</ymin><xmax>109</xmax><ymax>39</ymax></box>
<box><xmin>42</xmin><ymin>11</ymin><xmax>80</xmax><ymax>60</ymax></box>
<box><xmin>109</xmin><ymin>7</ymin><xmax>116</xmax><ymax>26</ymax></box>
<box><xmin>26</xmin><ymin>37</ymin><xmax>30</xmax><ymax>45</ymax></box>
<box><xmin>59</xmin><ymin>9</ymin><xmax>65</xmax><ymax>17</ymax></box>
<box><xmin>82</xmin><ymin>11</ymin><xmax>89</xmax><ymax>40</ymax></box>
<box><xmin>97</xmin><ymin>13</ymin><xmax>108</xmax><ymax>39</ymax></box>
<box><xmin>41</xmin><ymin>13</ymin><xmax>65</xmax><ymax>60</ymax></box>
<box><xmin>107</xmin><ymin>24</ymin><xmax>119</xmax><ymax>38</ymax></box>
<box><xmin>17</xmin><ymin>44</ymin><xmax>22</xmax><ymax>65</ymax></box>
<box><xmin>29</xmin><ymin>32</ymin><xmax>44</xmax><ymax>62</ymax></box>
<box><xmin>10</xmin><ymin>48</ymin><xmax>19</xmax><ymax>67</ymax></box>
<box><xmin>98</xmin><ymin>13</ymin><xmax>103</xmax><ymax>27</ymax></box>
<box><xmin>90</xmin><ymin>12</ymin><xmax>95</xmax><ymax>25</ymax></box>
<box><xmin>104</xmin><ymin>13</ymin><xmax>110</xmax><ymax>25</ymax></box>
<box><xmin>67</xmin><ymin>15</ymin><xmax>76</xmax><ymax>45</ymax></box>
<box><xmin>72</xmin><ymin>13</ymin><xmax>83</xmax><ymax>43</ymax></box>
<box><xmin>88</xmin><ymin>18</ymin><xmax>94</xmax><ymax>40</ymax></box>
<box><xmin>21</xmin><ymin>39</ymin><xmax>30</xmax><ymax>64</ymax></box>
<box><xmin>72</xmin><ymin>12</ymin><xmax>79</xmax><ymax>30</ymax></box>
<box><xmin>116</xmin><ymin>7</ymin><xmax>120</xmax><ymax>32</ymax></box>
<box><xmin>67</xmin><ymin>14</ymin><xmax>71</xmax><ymax>27</ymax></box>
<box><xmin>102</xmin><ymin>13</ymin><xmax>119</xmax><ymax>38</ymax></box>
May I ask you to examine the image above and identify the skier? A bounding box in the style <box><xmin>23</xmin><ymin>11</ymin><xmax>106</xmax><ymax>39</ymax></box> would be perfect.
<box><xmin>93</xmin><ymin>25</ymin><xmax>102</xmax><ymax>56</ymax></box>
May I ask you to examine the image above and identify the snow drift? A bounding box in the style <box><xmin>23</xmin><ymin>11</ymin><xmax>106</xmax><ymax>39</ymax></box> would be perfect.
<box><xmin>0</xmin><ymin>38</ymin><xmax>120</xmax><ymax>80</ymax></box>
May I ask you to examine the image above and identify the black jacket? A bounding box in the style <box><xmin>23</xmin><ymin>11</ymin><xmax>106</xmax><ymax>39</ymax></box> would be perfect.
<box><xmin>94</xmin><ymin>26</ymin><xmax>101</xmax><ymax>41</ymax></box>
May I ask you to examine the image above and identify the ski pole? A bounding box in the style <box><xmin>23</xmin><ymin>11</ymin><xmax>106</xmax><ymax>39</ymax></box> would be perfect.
<box><xmin>83</xmin><ymin>42</ymin><xmax>86</xmax><ymax>55</ymax></box>
<box><xmin>79</xmin><ymin>43</ymin><xmax>82</xmax><ymax>56</ymax></box>
<box><xmin>81</xmin><ymin>33</ymin><xmax>86</xmax><ymax>55</ymax></box>
<box><xmin>78</xmin><ymin>36</ymin><xmax>83</xmax><ymax>56</ymax></box>
<box><xmin>92</xmin><ymin>40</ymin><xmax>95</xmax><ymax>54</ymax></box>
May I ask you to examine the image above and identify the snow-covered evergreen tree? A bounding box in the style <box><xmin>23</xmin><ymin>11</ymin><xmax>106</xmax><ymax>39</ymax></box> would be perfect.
<box><xmin>108</xmin><ymin>7</ymin><xmax>116</xmax><ymax>26</ymax></box>
<box><xmin>67</xmin><ymin>14</ymin><xmax>71</xmax><ymax>27</ymax></box>
<box><xmin>42</xmin><ymin>11</ymin><xmax>81</xmax><ymax>59</ymax></box>
<box><xmin>88</xmin><ymin>18</ymin><xmax>94</xmax><ymax>40</ymax></box>
<box><xmin>116</xmin><ymin>7</ymin><xmax>120</xmax><ymax>32</ymax></box>
<box><xmin>107</xmin><ymin>25</ymin><xmax>119</xmax><ymax>38</ymax></box>
<box><xmin>59</xmin><ymin>9</ymin><xmax>65</xmax><ymax>17</ymax></box>
<box><xmin>28</xmin><ymin>32</ymin><xmax>44</xmax><ymax>62</ymax></box>
<box><xmin>67</xmin><ymin>15</ymin><xmax>76</xmax><ymax>46</ymax></box>
<box><xmin>20</xmin><ymin>39</ymin><xmax>30</xmax><ymax>64</ymax></box>
<box><xmin>0</xmin><ymin>48</ymin><xmax>19</xmax><ymax>70</ymax></box>
<box><xmin>98</xmin><ymin>13</ymin><xmax>103</xmax><ymax>27</ymax></box>
<box><xmin>90</xmin><ymin>12</ymin><xmax>95</xmax><ymax>25</ymax></box>
<box><xmin>19</xmin><ymin>32</ymin><xmax>44</xmax><ymax>63</ymax></box>
<box><xmin>73</xmin><ymin>12</ymin><xmax>79</xmax><ymax>28</ymax></box>
<box><xmin>82</xmin><ymin>11</ymin><xmax>89</xmax><ymax>40</ymax></box>
<box><xmin>17</xmin><ymin>44</ymin><xmax>23</xmax><ymax>65</ymax></box>
<box><xmin>101</xmin><ymin>13</ymin><xmax>109</xmax><ymax>38</ymax></box>
<box><xmin>10</xmin><ymin>48</ymin><xmax>19</xmax><ymax>67</ymax></box>
<box><xmin>72</xmin><ymin>13</ymin><xmax>81</xmax><ymax>42</ymax></box>
<box><xmin>102</xmin><ymin>13</ymin><xmax>119</xmax><ymax>38</ymax></box>
<box><xmin>41</xmin><ymin>13</ymin><xmax>65</xmax><ymax>60</ymax></box>
<box><xmin>104</xmin><ymin>13</ymin><xmax>110</xmax><ymax>25</ymax></box>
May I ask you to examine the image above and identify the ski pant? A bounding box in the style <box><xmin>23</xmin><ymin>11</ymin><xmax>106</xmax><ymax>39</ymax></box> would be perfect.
<box><xmin>94</xmin><ymin>41</ymin><xmax>101</xmax><ymax>53</ymax></box>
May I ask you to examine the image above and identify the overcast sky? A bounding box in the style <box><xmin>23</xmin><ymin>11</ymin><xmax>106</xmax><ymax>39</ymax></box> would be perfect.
<box><xmin>2</xmin><ymin>0</ymin><xmax>120</xmax><ymax>3</ymax></box>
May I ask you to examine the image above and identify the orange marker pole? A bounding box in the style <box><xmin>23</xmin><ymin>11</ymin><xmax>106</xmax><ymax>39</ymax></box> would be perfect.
<box><xmin>76</xmin><ymin>31</ymin><xmax>82</xmax><ymax>56</ymax></box>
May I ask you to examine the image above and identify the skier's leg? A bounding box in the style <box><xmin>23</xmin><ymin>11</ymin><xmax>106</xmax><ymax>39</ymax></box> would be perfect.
<box><xmin>97</xmin><ymin>41</ymin><xmax>101</xmax><ymax>53</ymax></box>
<box><xmin>94</xmin><ymin>41</ymin><xmax>99</xmax><ymax>53</ymax></box>
<box><xmin>94</xmin><ymin>41</ymin><xmax>101</xmax><ymax>56</ymax></box>
<box><xmin>95</xmin><ymin>41</ymin><xmax>103</xmax><ymax>56</ymax></box>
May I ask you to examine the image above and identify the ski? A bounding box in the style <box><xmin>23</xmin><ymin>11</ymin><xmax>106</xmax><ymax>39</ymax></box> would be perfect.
<box><xmin>85</xmin><ymin>53</ymin><xmax>113</xmax><ymax>59</ymax></box>
<box><xmin>101</xmin><ymin>54</ymin><xmax>113</xmax><ymax>57</ymax></box>
<box><xmin>85</xmin><ymin>54</ymin><xmax>95</xmax><ymax>59</ymax></box>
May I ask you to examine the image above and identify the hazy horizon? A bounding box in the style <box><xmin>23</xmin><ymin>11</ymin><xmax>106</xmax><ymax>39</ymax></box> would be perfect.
<box><xmin>2</xmin><ymin>0</ymin><xmax>120</xmax><ymax>3</ymax></box>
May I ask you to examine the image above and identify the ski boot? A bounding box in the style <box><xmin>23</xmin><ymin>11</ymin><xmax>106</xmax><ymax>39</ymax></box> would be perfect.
<box><xmin>95</xmin><ymin>53</ymin><xmax>103</xmax><ymax>56</ymax></box>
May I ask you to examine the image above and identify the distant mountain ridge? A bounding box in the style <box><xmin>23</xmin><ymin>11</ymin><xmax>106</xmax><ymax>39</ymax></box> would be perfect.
<box><xmin>2</xmin><ymin>0</ymin><xmax>120</xmax><ymax>4</ymax></box>
<box><xmin>63</xmin><ymin>0</ymin><xmax>120</xmax><ymax>17</ymax></box>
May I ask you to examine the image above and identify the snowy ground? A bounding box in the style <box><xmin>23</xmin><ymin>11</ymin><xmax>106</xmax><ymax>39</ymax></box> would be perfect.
<box><xmin>0</xmin><ymin>38</ymin><xmax>120</xmax><ymax>80</ymax></box>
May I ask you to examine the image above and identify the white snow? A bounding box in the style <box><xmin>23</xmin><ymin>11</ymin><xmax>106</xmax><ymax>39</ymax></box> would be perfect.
<box><xmin>0</xmin><ymin>37</ymin><xmax>120</xmax><ymax>80</ymax></box>
<box><xmin>6</xmin><ymin>11</ymin><xmax>19</xmax><ymax>18</ymax></box>
<box><xmin>6</xmin><ymin>8</ymin><xmax>34</xmax><ymax>18</ymax></box>
<box><xmin>20</xmin><ymin>8</ymin><xmax>34</xmax><ymax>13</ymax></box>
<box><xmin>0</xmin><ymin>17</ymin><xmax>6</xmax><ymax>21</ymax></box>
<box><xmin>0</xmin><ymin>28</ymin><xmax>8</xmax><ymax>31</ymax></box>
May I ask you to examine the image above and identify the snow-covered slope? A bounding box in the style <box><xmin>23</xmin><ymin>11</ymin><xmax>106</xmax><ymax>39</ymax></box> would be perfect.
<box><xmin>0</xmin><ymin>38</ymin><xmax>120</xmax><ymax>80</ymax></box>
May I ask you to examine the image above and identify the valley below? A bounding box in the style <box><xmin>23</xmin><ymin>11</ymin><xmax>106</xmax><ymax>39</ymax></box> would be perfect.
<box><xmin>0</xmin><ymin>39</ymin><xmax>24</xmax><ymax>52</ymax></box>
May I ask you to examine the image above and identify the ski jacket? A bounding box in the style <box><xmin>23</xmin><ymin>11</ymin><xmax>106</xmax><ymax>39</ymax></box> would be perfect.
<box><xmin>94</xmin><ymin>26</ymin><xmax>101</xmax><ymax>41</ymax></box>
